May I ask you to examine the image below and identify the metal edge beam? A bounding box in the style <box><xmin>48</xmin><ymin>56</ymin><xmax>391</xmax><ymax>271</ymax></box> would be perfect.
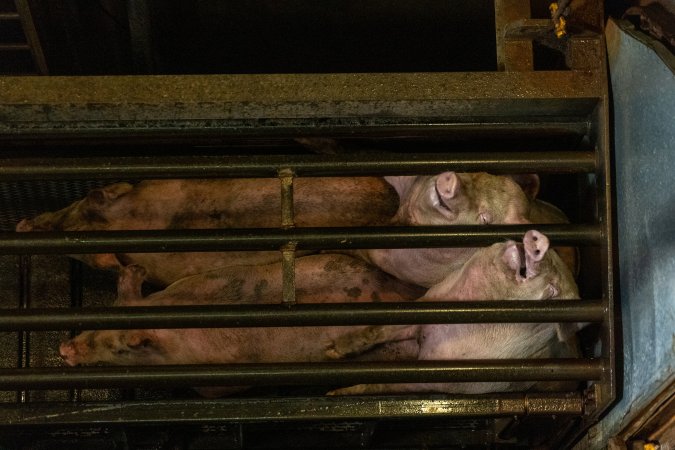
<box><xmin>0</xmin><ymin>72</ymin><xmax>603</xmax><ymax>105</ymax></box>
<box><xmin>0</xmin><ymin>151</ymin><xmax>597</xmax><ymax>180</ymax></box>
<box><xmin>0</xmin><ymin>392</ymin><xmax>586</xmax><ymax>424</ymax></box>
<box><xmin>0</xmin><ymin>359</ymin><xmax>605</xmax><ymax>390</ymax></box>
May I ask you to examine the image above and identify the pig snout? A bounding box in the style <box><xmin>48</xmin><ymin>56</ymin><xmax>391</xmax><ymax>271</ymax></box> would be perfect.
<box><xmin>523</xmin><ymin>230</ymin><xmax>549</xmax><ymax>278</ymax></box>
<box><xmin>59</xmin><ymin>339</ymin><xmax>85</xmax><ymax>366</ymax></box>
<box><xmin>523</xmin><ymin>230</ymin><xmax>549</xmax><ymax>262</ymax></box>
<box><xmin>15</xmin><ymin>218</ymin><xmax>34</xmax><ymax>232</ymax></box>
<box><xmin>502</xmin><ymin>231</ymin><xmax>551</xmax><ymax>281</ymax></box>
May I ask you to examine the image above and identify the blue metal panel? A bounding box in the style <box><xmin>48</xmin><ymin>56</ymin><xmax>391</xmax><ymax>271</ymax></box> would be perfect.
<box><xmin>578</xmin><ymin>18</ymin><xmax>675</xmax><ymax>448</ymax></box>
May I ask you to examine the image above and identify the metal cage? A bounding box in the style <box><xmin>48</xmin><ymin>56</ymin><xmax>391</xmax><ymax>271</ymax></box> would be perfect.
<box><xmin>0</xmin><ymin>4</ymin><xmax>615</xmax><ymax>449</ymax></box>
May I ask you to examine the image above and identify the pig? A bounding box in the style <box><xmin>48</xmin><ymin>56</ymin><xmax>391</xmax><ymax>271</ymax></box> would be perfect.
<box><xmin>350</xmin><ymin>172</ymin><xmax>577</xmax><ymax>287</ymax></box>
<box><xmin>17</xmin><ymin>172</ymin><xmax>575</xmax><ymax>288</ymax></box>
<box><xmin>59</xmin><ymin>253</ymin><xmax>424</xmax><ymax>396</ymax></box>
<box><xmin>324</xmin><ymin>229</ymin><xmax>581</xmax><ymax>395</ymax></box>
<box><xmin>59</xmin><ymin>231</ymin><xmax>581</xmax><ymax>397</ymax></box>
<box><xmin>16</xmin><ymin>177</ymin><xmax>399</xmax><ymax>286</ymax></box>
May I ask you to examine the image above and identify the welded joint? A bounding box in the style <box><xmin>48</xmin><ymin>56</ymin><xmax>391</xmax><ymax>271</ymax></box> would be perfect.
<box><xmin>278</xmin><ymin>168</ymin><xmax>295</xmax><ymax>229</ymax></box>
<box><xmin>281</xmin><ymin>241</ymin><xmax>297</xmax><ymax>306</ymax></box>
<box><xmin>583</xmin><ymin>383</ymin><xmax>601</xmax><ymax>415</ymax></box>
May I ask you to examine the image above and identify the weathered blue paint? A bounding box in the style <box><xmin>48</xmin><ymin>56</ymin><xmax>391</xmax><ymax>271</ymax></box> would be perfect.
<box><xmin>575</xmin><ymin>18</ymin><xmax>675</xmax><ymax>449</ymax></box>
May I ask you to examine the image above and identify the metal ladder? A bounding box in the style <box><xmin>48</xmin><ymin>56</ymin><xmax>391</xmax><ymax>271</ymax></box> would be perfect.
<box><xmin>0</xmin><ymin>0</ymin><xmax>47</xmax><ymax>74</ymax></box>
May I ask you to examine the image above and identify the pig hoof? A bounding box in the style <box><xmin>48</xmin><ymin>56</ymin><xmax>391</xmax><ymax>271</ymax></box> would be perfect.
<box><xmin>15</xmin><ymin>219</ymin><xmax>33</xmax><ymax>232</ymax></box>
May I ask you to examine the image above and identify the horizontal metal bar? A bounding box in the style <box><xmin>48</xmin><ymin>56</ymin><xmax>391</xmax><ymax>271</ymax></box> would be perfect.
<box><xmin>0</xmin><ymin>43</ymin><xmax>30</xmax><ymax>51</ymax></box>
<box><xmin>2</xmin><ymin>224</ymin><xmax>602</xmax><ymax>254</ymax></box>
<box><xmin>0</xmin><ymin>152</ymin><xmax>596</xmax><ymax>180</ymax></box>
<box><xmin>0</xmin><ymin>359</ymin><xmax>605</xmax><ymax>390</ymax></box>
<box><xmin>0</xmin><ymin>72</ymin><xmax>604</xmax><ymax>105</ymax></box>
<box><xmin>0</xmin><ymin>13</ymin><xmax>21</xmax><ymax>20</ymax></box>
<box><xmin>0</xmin><ymin>120</ymin><xmax>594</xmax><ymax>145</ymax></box>
<box><xmin>0</xmin><ymin>392</ymin><xmax>585</xmax><ymax>424</ymax></box>
<box><xmin>0</xmin><ymin>301</ymin><xmax>605</xmax><ymax>331</ymax></box>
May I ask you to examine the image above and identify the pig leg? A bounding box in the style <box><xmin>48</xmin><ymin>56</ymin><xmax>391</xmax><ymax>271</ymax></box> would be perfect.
<box><xmin>114</xmin><ymin>264</ymin><xmax>147</xmax><ymax>306</ymax></box>
<box><xmin>325</xmin><ymin>325</ymin><xmax>419</xmax><ymax>359</ymax></box>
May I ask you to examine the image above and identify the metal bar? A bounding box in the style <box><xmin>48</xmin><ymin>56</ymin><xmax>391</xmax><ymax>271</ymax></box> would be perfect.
<box><xmin>281</xmin><ymin>243</ymin><xmax>297</xmax><ymax>305</ymax></box>
<box><xmin>14</xmin><ymin>0</ymin><xmax>48</xmax><ymax>74</ymax></box>
<box><xmin>279</xmin><ymin>169</ymin><xmax>297</xmax><ymax>304</ymax></box>
<box><xmin>0</xmin><ymin>43</ymin><xmax>30</xmax><ymax>51</ymax></box>
<box><xmin>0</xmin><ymin>393</ymin><xmax>586</xmax><ymax>424</ymax></box>
<box><xmin>68</xmin><ymin>259</ymin><xmax>83</xmax><ymax>402</ymax></box>
<box><xmin>1</xmin><ymin>224</ymin><xmax>603</xmax><ymax>254</ymax></box>
<box><xmin>279</xmin><ymin>169</ymin><xmax>295</xmax><ymax>228</ymax></box>
<box><xmin>0</xmin><ymin>13</ymin><xmax>21</xmax><ymax>20</ymax></box>
<box><xmin>0</xmin><ymin>121</ymin><xmax>594</xmax><ymax>146</ymax></box>
<box><xmin>16</xmin><ymin>255</ymin><xmax>30</xmax><ymax>403</ymax></box>
<box><xmin>0</xmin><ymin>152</ymin><xmax>596</xmax><ymax>181</ymax></box>
<box><xmin>495</xmin><ymin>0</ymin><xmax>533</xmax><ymax>71</ymax></box>
<box><xmin>0</xmin><ymin>359</ymin><xmax>605</xmax><ymax>390</ymax></box>
<box><xmin>0</xmin><ymin>72</ymin><xmax>604</xmax><ymax>105</ymax></box>
<box><xmin>0</xmin><ymin>301</ymin><xmax>606</xmax><ymax>331</ymax></box>
<box><xmin>126</xmin><ymin>0</ymin><xmax>157</xmax><ymax>73</ymax></box>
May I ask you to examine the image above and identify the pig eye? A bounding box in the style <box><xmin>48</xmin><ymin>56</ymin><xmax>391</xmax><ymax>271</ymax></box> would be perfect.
<box><xmin>479</xmin><ymin>212</ymin><xmax>492</xmax><ymax>225</ymax></box>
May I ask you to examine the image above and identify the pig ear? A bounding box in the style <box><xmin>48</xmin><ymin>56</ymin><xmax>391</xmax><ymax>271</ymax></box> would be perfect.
<box><xmin>86</xmin><ymin>182</ymin><xmax>133</xmax><ymax>208</ymax></box>
<box><xmin>510</xmin><ymin>174</ymin><xmax>540</xmax><ymax>201</ymax></box>
<box><xmin>436</xmin><ymin>172</ymin><xmax>461</xmax><ymax>201</ymax></box>
<box><xmin>125</xmin><ymin>330</ymin><xmax>157</xmax><ymax>350</ymax></box>
<box><xmin>384</xmin><ymin>176</ymin><xmax>416</xmax><ymax>199</ymax></box>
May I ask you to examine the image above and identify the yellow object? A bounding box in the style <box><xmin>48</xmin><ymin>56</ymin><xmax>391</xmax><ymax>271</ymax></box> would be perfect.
<box><xmin>555</xmin><ymin>16</ymin><xmax>567</xmax><ymax>38</ymax></box>
<box><xmin>549</xmin><ymin>2</ymin><xmax>567</xmax><ymax>38</ymax></box>
<box><xmin>643</xmin><ymin>443</ymin><xmax>659</xmax><ymax>450</ymax></box>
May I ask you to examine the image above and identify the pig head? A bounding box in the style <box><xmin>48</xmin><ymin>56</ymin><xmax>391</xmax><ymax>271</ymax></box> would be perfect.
<box><xmin>325</xmin><ymin>230</ymin><xmax>583</xmax><ymax>395</ymax></box>
<box><xmin>359</xmin><ymin>171</ymin><xmax>577</xmax><ymax>287</ymax></box>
